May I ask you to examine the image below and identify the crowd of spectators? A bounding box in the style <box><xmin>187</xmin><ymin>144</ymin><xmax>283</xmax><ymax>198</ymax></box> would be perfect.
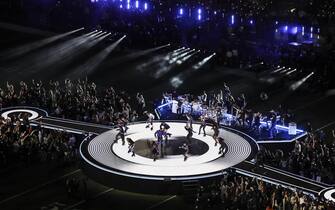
<box><xmin>0</xmin><ymin>79</ymin><xmax>147</xmax><ymax>168</ymax></box>
<box><xmin>261</xmin><ymin>129</ymin><xmax>335</xmax><ymax>184</ymax></box>
<box><xmin>0</xmin><ymin>114</ymin><xmax>79</xmax><ymax>167</ymax></box>
<box><xmin>195</xmin><ymin>172</ymin><xmax>334</xmax><ymax>210</ymax></box>
<box><xmin>0</xmin><ymin>79</ymin><xmax>145</xmax><ymax>125</ymax></box>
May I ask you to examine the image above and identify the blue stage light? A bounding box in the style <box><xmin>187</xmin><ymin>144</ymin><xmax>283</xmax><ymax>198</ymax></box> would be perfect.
<box><xmin>231</xmin><ymin>15</ymin><xmax>235</xmax><ymax>24</ymax></box>
<box><xmin>292</xmin><ymin>26</ymin><xmax>298</xmax><ymax>34</ymax></box>
<box><xmin>179</xmin><ymin>8</ymin><xmax>183</xmax><ymax>15</ymax></box>
<box><xmin>127</xmin><ymin>3</ymin><xmax>130</xmax><ymax>9</ymax></box>
<box><xmin>144</xmin><ymin>2</ymin><xmax>148</xmax><ymax>10</ymax></box>
<box><xmin>284</xmin><ymin>25</ymin><xmax>288</xmax><ymax>32</ymax></box>
<box><xmin>249</xmin><ymin>20</ymin><xmax>254</xmax><ymax>25</ymax></box>
<box><xmin>135</xmin><ymin>1</ymin><xmax>139</xmax><ymax>8</ymax></box>
<box><xmin>197</xmin><ymin>8</ymin><xmax>202</xmax><ymax>20</ymax></box>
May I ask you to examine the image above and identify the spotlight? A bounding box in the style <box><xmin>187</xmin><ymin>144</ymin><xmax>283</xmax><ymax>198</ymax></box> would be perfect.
<box><xmin>179</xmin><ymin>8</ymin><xmax>183</xmax><ymax>15</ymax></box>
<box><xmin>144</xmin><ymin>2</ymin><xmax>148</xmax><ymax>10</ymax></box>
<box><xmin>192</xmin><ymin>53</ymin><xmax>216</xmax><ymax>69</ymax></box>
<box><xmin>290</xmin><ymin>72</ymin><xmax>314</xmax><ymax>91</ymax></box>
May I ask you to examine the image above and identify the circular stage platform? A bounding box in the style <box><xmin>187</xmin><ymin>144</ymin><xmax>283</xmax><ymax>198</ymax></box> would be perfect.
<box><xmin>80</xmin><ymin>122</ymin><xmax>259</xmax><ymax>194</ymax></box>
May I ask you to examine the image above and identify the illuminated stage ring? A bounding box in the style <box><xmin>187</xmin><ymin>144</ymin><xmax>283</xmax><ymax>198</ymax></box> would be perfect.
<box><xmin>81</xmin><ymin>122</ymin><xmax>259</xmax><ymax>181</ymax></box>
<box><xmin>320</xmin><ymin>188</ymin><xmax>335</xmax><ymax>203</ymax></box>
<box><xmin>1</xmin><ymin>107</ymin><xmax>47</xmax><ymax>121</ymax></box>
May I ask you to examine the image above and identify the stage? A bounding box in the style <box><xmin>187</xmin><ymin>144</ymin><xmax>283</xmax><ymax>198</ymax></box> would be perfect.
<box><xmin>81</xmin><ymin>122</ymin><xmax>258</xmax><ymax>177</ymax></box>
<box><xmin>1</xmin><ymin>107</ymin><xmax>333</xmax><ymax>198</ymax></box>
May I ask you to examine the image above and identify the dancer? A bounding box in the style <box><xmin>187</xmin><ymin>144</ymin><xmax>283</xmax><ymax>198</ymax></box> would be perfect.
<box><xmin>217</xmin><ymin>137</ymin><xmax>227</xmax><ymax>157</ymax></box>
<box><xmin>114</xmin><ymin>124</ymin><xmax>126</xmax><ymax>145</ymax></box>
<box><xmin>152</xmin><ymin>142</ymin><xmax>159</xmax><ymax>161</ymax></box>
<box><xmin>185</xmin><ymin>125</ymin><xmax>196</xmax><ymax>143</ymax></box>
<box><xmin>117</xmin><ymin>116</ymin><xmax>129</xmax><ymax>133</ymax></box>
<box><xmin>160</xmin><ymin>122</ymin><xmax>172</xmax><ymax>142</ymax></box>
<box><xmin>185</xmin><ymin>113</ymin><xmax>193</xmax><ymax>129</ymax></box>
<box><xmin>212</xmin><ymin>124</ymin><xmax>220</xmax><ymax>146</ymax></box>
<box><xmin>179</xmin><ymin>143</ymin><xmax>189</xmax><ymax>161</ymax></box>
<box><xmin>126</xmin><ymin>138</ymin><xmax>135</xmax><ymax>157</ymax></box>
<box><xmin>198</xmin><ymin>114</ymin><xmax>207</xmax><ymax>136</ymax></box>
<box><xmin>155</xmin><ymin>126</ymin><xmax>169</xmax><ymax>158</ymax></box>
<box><xmin>144</xmin><ymin>111</ymin><xmax>155</xmax><ymax>130</ymax></box>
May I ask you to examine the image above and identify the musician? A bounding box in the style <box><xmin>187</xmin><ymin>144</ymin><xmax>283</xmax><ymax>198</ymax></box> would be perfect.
<box><xmin>198</xmin><ymin>114</ymin><xmax>207</xmax><ymax>136</ymax></box>
<box><xmin>179</xmin><ymin>143</ymin><xmax>189</xmax><ymax>161</ymax></box>
<box><xmin>252</xmin><ymin>112</ymin><xmax>262</xmax><ymax>134</ymax></box>
<box><xmin>144</xmin><ymin>111</ymin><xmax>155</xmax><ymax>130</ymax></box>
<box><xmin>114</xmin><ymin>124</ymin><xmax>126</xmax><ymax>145</ymax></box>
<box><xmin>126</xmin><ymin>138</ymin><xmax>135</xmax><ymax>157</ymax></box>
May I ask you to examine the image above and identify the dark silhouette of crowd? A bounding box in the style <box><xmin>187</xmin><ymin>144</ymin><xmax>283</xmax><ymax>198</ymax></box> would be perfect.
<box><xmin>261</xmin><ymin>130</ymin><xmax>335</xmax><ymax>184</ymax></box>
<box><xmin>0</xmin><ymin>79</ymin><xmax>146</xmax><ymax>168</ymax></box>
<box><xmin>0</xmin><ymin>114</ymin><xmax>80</xmax><ymax>167</ymax></box>
<box><xmin>0</xmin><ymin>79</ymin><xmax>144</xmax><ymax>125</ymax></box>
<box><xmin>195</xmin><ymin>172</ymin><xmax>335</xmax><ymax>210</ymax></box>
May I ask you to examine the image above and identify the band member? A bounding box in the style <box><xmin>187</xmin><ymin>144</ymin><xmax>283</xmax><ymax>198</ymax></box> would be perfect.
<box><xmin>152</xmin><ymin>142</ymin><xmax>159</xmax><ymax>161</ymax></box>
<box><xmin>198</xmin><ymin>114</ymin><xmax>207</xmax><ymax>136</ymax></box>
<box><xmin>114</xmin><ymin>124</ymin><xmax>126</xmax><ymax>145</ymax></box>
<box><xmin>212</xmin><ymin>124</ymin><xmax>220</xmax><ymax>146</ymax></box>
<box><xmin>144</xmin><ymin>111</ymin><xmax>155</xmax><ymax>130</ymax></box>
<box><xmin>179</xmin><ymin>143</ymin><xmax>189</xmax><ymax>161</ymax></box>
<box><xmin>126</xmin><ymin>138</ymin><xmax>135</xmax><ymax>157</ymax></box>
<box><xmin>218</xmin><ymin>137</ymin><xmax>227</xmax><ymax>157</ymax></box>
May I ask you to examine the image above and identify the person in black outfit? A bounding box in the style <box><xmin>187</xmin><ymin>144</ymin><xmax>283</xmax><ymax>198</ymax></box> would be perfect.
<box><xmin>212</xmin><ymin>124</ymin><xmax>220</xmax><ymax>146</ymax></box>
<box><xmin>126</xmin><ymin>138</ymin><xmax>135</xmax><ymax>157</ymax></box>
<box><xmin>185</xmin><ymin>125</ymin><xmax>195</xmax><ymax>143</ymax></box>
<box><xmin>152</xmin><ymin>142</ymin><xmax>159</xmax><ymax>161</ymax></box>
<box><xmin>198</xmin><ymin>115</ymin><xmax>207</xmax><ymax>136</ymax></box>
<box><xmin>114</xmin><ymin>125</ymin><xmax>126</xmax><ymax>145</ymax></box>
<box><xmin>179</xmin><ymin>143</ymin><xmax>189</xmax><ymax>161</ymax></box>
<box><xmin>218</xmin><ymin>137</ymin><xmax>227</xmax><ymax>157</ymax></box>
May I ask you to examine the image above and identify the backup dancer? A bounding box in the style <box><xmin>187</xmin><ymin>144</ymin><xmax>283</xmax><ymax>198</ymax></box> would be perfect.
<box><xmin>218</xmin><ymin>137</ymin><xmax>227</xmax><ymax>157</ymax></box>
<box><xmin>144</xmin><ymin>111</ymin><xmax>155</xmax><ymax>130</ymax></box>
<box><xmin>160</xmin><ymin>122</ymin><xmax>172</xmax><ymax>142</ymax></box>
<box><xmin>126</xmin><ymin>138</ymin><xmax>135</xmax><ymax>157</ymax></box>
<box><xmin>185</xmin><ymin>113</ymin><xmax>193</xmax><ymax>129</ymax></box>
<box><xmin>152</xmin><ymin>142</ymin><xmax>159</xmax><ymax>161</ymax></box>
<box><xmin>198</xmin><ymin>114</ymin><xmax>207</xmax><ymax>136</ymax></box>
<box><xmin>114</xmin><ymin>124</ymin><xmax>126</xmax><ymax>145</ymax></box>
<box><xmin>179</xmin><ymin>143</ymin><xmax>190</xmax><ymax>161</ymax></box>
<box><xmin>185</xmin><ymin>125</ymin><xmax>196</xmax><ymax>143</ymax></box>
<box><xmin>212</xmin><ymin>124</ymin><xmax>220</xmax><ymax>146</ymax></box>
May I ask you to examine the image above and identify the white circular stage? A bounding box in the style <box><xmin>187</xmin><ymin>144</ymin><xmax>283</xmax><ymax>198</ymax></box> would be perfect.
<box><xmin>0</xmin><ymin>107</ymin><xmax>48</xmax><ymax>121</ymax></box>
<box><xmin>81</xmin><ymin>122</ymin><xmax>258</xmax><ymax>180</ymax></box>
